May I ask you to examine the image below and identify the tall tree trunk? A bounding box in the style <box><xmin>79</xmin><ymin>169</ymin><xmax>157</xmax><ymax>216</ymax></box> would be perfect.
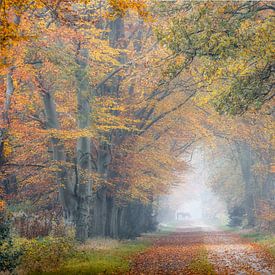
<box><xmin>235</xmin><ymin>141</ymin><xmax>256</xmax><ymax>227</ymax></box>
<box><xmin>1</xmin><ymin>16</ymin><xmax>20</xmax><ymax>164</ymax></box>
<box><xmin>42</xmin><ymin>92</ymin><xmax>78</xmax><ymax>223</ymax></box>
<box><xmin>1</xmin><ymin>71</ymin><xmax>14</xmax><ymax>167</ymax></box>
<box><xmin>3</xmin><ymin>71</ymin><xmax>14</xmax><ymax>126</ymax></box>
<box><xmin>75</xmin><ymin>49</ymin><xmax>92</xmax><ymax>241</ymax></box>
<box><xmin>109</xmin><ymin>201</ymin><xmax>119</xmax><ymax>238</ymax></box>
<box><xmin>92</xmin><ymin>189</ymin><xmax>107</xmax><ymax>236</ymax></box>
<box><xmin>90</xmin><ymin>17</ymin><xmax>126</xmax><ymax>238</ymax></box>
<box><xmin>91</xmin><ymin>141</ymin><xmax>109</xmax><ymax>236</ymax></box>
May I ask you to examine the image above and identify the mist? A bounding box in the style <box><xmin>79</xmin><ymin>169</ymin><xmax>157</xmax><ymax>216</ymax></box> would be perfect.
<box><xmin>157</xmin><ymin>146</ymin><xmax>228</xmax><ymax>228</ymax></box>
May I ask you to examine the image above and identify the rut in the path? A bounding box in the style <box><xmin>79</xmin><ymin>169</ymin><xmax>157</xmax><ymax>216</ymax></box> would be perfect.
<box><xmin>129</xmin><ymin>229</ymin><xmax>274</xmax><ymax>275</ymax></box>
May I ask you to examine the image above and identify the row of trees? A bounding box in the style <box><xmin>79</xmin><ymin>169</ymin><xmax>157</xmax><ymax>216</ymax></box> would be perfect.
<box><xmin>0</xmin><ymin>0</ymin><xmax>274</xmax><ymax>242</ymax></box>
<box><xmin>155</xmin><ymin>0</ymin><xmax>274</xmax><ymax>230</ymax></box>
<box><xmin>0</xmin><ymin>0</ymin><xmax>188</xmax><ymax>241</ymax></box>
<box><xmin>204</xmin><ymin>139</ymin><xmax>274</xmax><ymax>230</ymax></box>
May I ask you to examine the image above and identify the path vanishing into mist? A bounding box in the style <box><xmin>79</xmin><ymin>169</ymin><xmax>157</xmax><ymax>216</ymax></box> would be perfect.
<box><xmin>130</xmin><ymin>223</ymin><xmax>274</xmax><ymax>275</ymax></box>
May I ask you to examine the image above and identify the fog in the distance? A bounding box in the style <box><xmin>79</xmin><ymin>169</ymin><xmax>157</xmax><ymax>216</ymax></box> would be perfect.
<box><xmin>157</xmin><ymin>147</ymin><xmax>228</xmax><ymax>227</ymax></box>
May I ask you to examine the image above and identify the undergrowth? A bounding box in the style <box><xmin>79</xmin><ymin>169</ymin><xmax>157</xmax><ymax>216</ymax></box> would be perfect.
<box><xmin>241</xmin><ymin>232</ymin><xmax>275</xmax><ymax>256</ymax></box>
<box><xmin>50</xmin><ymin>238</ymin><xmax>150</xmax><ymax>274</ymax></box>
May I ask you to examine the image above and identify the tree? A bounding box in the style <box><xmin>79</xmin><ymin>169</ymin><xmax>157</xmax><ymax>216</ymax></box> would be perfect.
<box><xmin>155</xmin><ymin>0</ymin><xmax>274</xmax><ymax>115</ymax></box>
<box><xmin>0</xmin><ymin>0</ymin><xmax>273</xmax><ymax>242</ymax></box>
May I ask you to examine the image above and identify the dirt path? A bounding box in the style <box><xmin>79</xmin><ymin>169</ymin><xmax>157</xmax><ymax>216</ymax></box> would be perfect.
<box><xmin>204</xmin><ymin>231</ymin><xmax>274</xmax><ymax>274</ymax></box>
<box><xmin>130</xmin><ymin>227</ymin><xmax>274</xmax><ymax>275</ymax></box>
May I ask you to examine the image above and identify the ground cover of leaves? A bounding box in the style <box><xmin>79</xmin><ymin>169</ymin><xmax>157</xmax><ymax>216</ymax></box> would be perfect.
<box><xmin>129</xmin><ymin>227</ymin><xmax>274</xmax><ymax>274</ymax></box>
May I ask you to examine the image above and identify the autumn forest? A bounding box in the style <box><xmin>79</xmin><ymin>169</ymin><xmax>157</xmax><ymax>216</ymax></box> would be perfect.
<box><xmin>0</xmin><ymin>0</ymin><xmax>274</xmax><ymax>274</ymax></box>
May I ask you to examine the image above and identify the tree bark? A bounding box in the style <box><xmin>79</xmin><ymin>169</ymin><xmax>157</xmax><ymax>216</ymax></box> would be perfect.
<box><xmin>235</xmin><ymin>141</ymin><xmax>256</xmax><ymax>227</ymax></box>
<box><xmin>42</xmin><ymin>92</ymin><xmax>78</xmax><ymax>223</ymax></box>
<box><xmin>75</xmin><ymin>49</ymin><xmax>92</xmax><ymax>241</ymax></box>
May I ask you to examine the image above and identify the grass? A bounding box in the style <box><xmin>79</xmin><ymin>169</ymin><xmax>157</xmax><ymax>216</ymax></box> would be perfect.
<box><xmin>47</xmin><ymin>238</ymin><xmax>151</xmax><ymax>275</ymax></box>
<box><xmin>157</xmin><ymin>224</ymin><xmax>177</xmax><ymax>233</ymax></box>
<box><xmin>187</xmin><ymin>248</ymin><xmax>216</xmax><ymax>275</ymax></box>
<box><xmin>241</xmin><ymin>232</ymin><xmax>275</xmax><ymax>256</ymax></box>
<box><xmin>218</xmin><ymin>224</ymin><xmax>240</xmax><ymax>232</ymax></box>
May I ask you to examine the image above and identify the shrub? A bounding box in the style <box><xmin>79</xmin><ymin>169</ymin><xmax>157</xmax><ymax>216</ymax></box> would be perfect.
<box><xmin>0</xmin><ymin>208</ymin><xmax>22</xmax><ymax>272</ymax></box>
<box><xmin>228</xmin><ymin>206</ymin><xmax>245</xmax><ymax>227</ymax></box>
<box><xmin>13</xmin><ymin>210</ymin><xmax>67</xmax><ymax>239</ymax></box>
<box><xmin>18</xmin><ymin>236</ymin><xmax>76</xmax><ymax>273</ymax></box>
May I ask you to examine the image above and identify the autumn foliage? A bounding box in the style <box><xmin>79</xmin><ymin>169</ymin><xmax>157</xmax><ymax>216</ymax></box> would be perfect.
<box><xmin>0</xmin><ymin>0</ymin><xmax>274</xmax><ymax>247</ymax></box>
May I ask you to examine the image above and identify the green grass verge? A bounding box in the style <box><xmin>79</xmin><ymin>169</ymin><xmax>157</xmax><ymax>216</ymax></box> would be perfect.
<box><xmin>218</xmin><ymin>224</ymin><xmax>240</xmax><ymax>232</ymax></box>
<box><xmin>157</xmin><ymin>224</ymin><xmax>177</xmax><ymax>233</ymax></box>
<box><xmin>47</xmin><ymin>239</ymin><xmax>150</xmax><ymax>275</ymax></box>
<box><xmin>241</xmin><ymin>232</ymin><xmax>275</xmax><ymax>256</ymax></box>
<box><xmin>187</xmin><ymin>248</ymin><xmax>216</xmax><ymax>275</ymax></box>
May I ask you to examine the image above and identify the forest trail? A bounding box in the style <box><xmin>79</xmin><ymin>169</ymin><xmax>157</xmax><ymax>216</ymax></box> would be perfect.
<box><xmin>130</xmin><ymin>226</ymin><xmax>274</xmax><ymax>275</ymax></box>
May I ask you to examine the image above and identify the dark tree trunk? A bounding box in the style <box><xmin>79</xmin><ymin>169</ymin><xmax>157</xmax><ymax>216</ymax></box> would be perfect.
<box><xmin>235</xmin><ymin>141</ymin><xmax>256</xmax><ymax>227</ymax></box>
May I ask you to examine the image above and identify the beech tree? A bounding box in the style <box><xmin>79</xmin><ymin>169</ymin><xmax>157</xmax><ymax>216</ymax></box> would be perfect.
<box><xmin>0</xmin><ymin>0</ymin><xmax>274</xmax><ymax>242</ymax></box>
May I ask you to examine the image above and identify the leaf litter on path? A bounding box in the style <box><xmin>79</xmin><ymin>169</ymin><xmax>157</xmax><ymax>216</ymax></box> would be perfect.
<box><xmin>129</xmin><ymin>228</ymin><xmax>274</xmax><ymax>274</ymax></box>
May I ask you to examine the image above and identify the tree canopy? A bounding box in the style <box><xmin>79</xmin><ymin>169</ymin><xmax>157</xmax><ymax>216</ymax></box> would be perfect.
<box><xmin>0</xmin><ymin>0</ymin><xmax>274</xmax><ymax>241</ymax></box>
